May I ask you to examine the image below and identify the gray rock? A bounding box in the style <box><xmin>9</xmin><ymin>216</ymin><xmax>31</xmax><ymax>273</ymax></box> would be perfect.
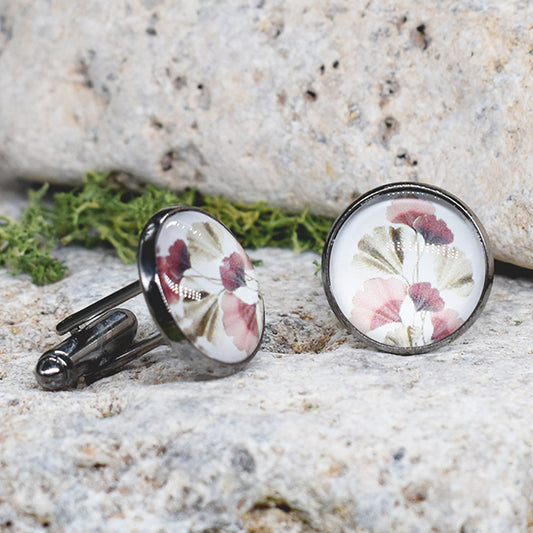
<box><xmin>1</xmin><ymin>225</ymin><xmax>533</xmax><ymax>531</ymax></box>
<box><xmin>1</xmin><ymin>1</ymin><xmax>533</xmax><ymax>268</ymax></box>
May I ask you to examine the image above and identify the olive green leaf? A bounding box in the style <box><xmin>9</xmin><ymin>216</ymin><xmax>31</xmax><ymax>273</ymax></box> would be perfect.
<box><xmin>353</xmin><ymin>226</ymin><xmax>416</xmax><ymax>276</ymax></box>
<box><xmin>384</xmin><ymin>324</ymin><xmax>423</xmax><ymax>348</ymax></box>
<box><xmin>433</xmin><ymin>246</ymin><xmax>474</xmax><ymax>297</ymax></box>
<box><xmin>182</xmin><ymin>292</ymin><xmax>226</xmax><ymax>346</ymax></box>
<box><xmin>187</xmin><ymin>221</ymin><xmax>225</xmax><ymax>262</ymax></box>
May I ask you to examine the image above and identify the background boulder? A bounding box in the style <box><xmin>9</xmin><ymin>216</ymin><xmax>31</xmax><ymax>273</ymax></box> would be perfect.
<box><xmin>0</xmin><ymin>1</ymin><xmax>531</xmax><ymax>267</ymax></box>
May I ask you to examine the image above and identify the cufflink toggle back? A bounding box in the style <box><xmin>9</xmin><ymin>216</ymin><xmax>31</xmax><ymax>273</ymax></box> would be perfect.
<box><xmin>36</xmin><ymin>206</ymin><xmax>265</xmax><ymax>390</ymax></box>
<box><xmin>322</xmin><ymin>182</ymin><xmax>493</xmax><ymax>355</ymax></box>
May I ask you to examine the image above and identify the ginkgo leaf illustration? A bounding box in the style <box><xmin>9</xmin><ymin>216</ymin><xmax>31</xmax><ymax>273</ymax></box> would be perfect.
<box><xmin>431</xmin><ymin>308</ymin><xmax>464</xmax><ymax>341</ymax></box>
<box><xmin>433</xmin><ymin>246</ymin><xmax>474</xmax><ymax>297</ymax></box>
<box><xmin>353</xmin><ymin>226</ymin><xmax>416</xmax><ymax>276</ymax></box>
<box><xmin>408</xmin><ymin>282</ymin><xmax>444</xmax><ymax>312</ymax></box>
<box><xmin>221</xmin><ymin>292</ymin><xmax>260</xmax><ymax>355</ymax></box>
<box><xmin>187</xmin><ymin>221</ymin><xmax>225</xmax><ymax>262</ymax></box>
<box><xmin>351</xmin><ymin>277</ymin><xmax>407</xmax><ymax>332</ymax></box>
<box><xmin>384</xmin><ymin>324</ymin><xmax>423</xmax><ymax>348</ymax></box>
<box><xmin>182</xmin><ymin>292</ymin><xmax>226</xmax><ymax>346</ymax></box>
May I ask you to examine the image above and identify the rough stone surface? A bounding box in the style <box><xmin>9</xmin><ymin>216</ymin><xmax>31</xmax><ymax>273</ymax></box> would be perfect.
<box><xmin>1</xmin><ymin>1</ymin><xmax>533</xmax><ymax>268</ymax></box>
<box><xmin>2</xmin><ymin>188</ymin><xmax>533</xmax><ymax>531</ymax></box>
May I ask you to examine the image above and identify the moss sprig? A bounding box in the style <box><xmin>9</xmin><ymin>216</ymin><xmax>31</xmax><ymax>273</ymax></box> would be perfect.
<box><xmin>0</xmin><ymin>185</ymin><xmax>68</xmax><ymax>285</ymax></box>
<box><xmin>0</xmin><ymin>171</ymin><xmax>333</xmax><ymax>285</ymax></box>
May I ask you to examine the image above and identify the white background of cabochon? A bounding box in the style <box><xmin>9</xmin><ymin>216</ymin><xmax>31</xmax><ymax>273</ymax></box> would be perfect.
<box><xmin>156</xmin><ymin>210</ymin><xmax>262</xmax><ymax>363</ymax></box>
<box><xmin>328</xmin><ymin>194</ymin><xmax>488</xmax><ymax>339</ymax></box>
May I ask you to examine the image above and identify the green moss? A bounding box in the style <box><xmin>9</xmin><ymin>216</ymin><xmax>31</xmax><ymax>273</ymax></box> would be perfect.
<box><xmin>0</xmin><ymin>171</ymin><xmax>333</xmax><ymax>285</ymax></box>
<box><xmin>0</xmin><ymin>185</ymin><xmax>68</xmax><ymax>285</ymax></box>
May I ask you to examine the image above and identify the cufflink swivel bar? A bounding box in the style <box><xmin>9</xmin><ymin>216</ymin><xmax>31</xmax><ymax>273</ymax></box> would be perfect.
<box><xmin>35</xmin><ymin>283</ymin><xmax>164</xmax><ymax>391</ymax></box>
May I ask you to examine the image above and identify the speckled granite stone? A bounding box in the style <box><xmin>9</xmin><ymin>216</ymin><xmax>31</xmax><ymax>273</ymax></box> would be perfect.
<box><xmin>1</xmin><ymin>215</ymin><xmax>533</xmax><ymax>531</ymax></box>
<box><xmin>0</xmin><ymin>1</ymin><xmax>533</xmax><ymax>268</ymax></box>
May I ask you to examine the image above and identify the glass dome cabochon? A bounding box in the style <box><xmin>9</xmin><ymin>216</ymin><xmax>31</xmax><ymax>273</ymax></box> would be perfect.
<box><xmin>322</xmin><ymin>183</ymin><xmax>493</xmax><ymax>355</ymax></box>
<box><xmin>139</xmin><ymin>207</ymin><xmax>265</xmax><ymax>365</ymax></box>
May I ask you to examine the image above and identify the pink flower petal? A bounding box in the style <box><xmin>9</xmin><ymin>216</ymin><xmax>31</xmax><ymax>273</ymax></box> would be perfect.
<box><xmin>221</xmin><ymin>292</ymin><xmax>259</xmax><ymax>355</ymax></box>
<box><xmin>409</xmin><ymin>282</ymin><xmax>445</xmax><ymax>312</ymax></box>
<box><xmin>431</xmin><ymin>309</ymin><xmax>464</xmax><ymax>341</ymax></box>
<box><xmin>369</xmin><ymin>301</ymin><xmax>404</xmax><ymax>330</ymax></box>
<box><xmin>386</xmin><ymin>199</ymin><xmax>435</xmax><ymax>228</ymax></box>
<box><xmin>351</xmin><ymin>278</ymin><xmax>408</xmax><ymax>332</ymax></box>
<box><xmin>413</xmin><ymin>214</ymin><xmax>454</xmax><ymax>245</ymax></box>
<box><xmin>220</xmin><ymin>252</ymin><xmax>246</xmax><ymax>291</ymax></box>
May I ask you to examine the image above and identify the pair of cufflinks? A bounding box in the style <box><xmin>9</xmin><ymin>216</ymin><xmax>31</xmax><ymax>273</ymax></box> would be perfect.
<box><xmin>36</xmin><ymin>182</ymin><xmax>493</xmax><ymax>390</ymax></box>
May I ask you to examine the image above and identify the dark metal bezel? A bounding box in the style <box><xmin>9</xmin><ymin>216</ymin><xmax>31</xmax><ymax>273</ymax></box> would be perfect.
<box><xmin>322</xmin><ymin>182</ymin><xmax>494</xmax><ymax>355</ymax></box>
<box><xmin>137</xmin><ymin>205</ymin><xmax>265</xmax><ymax>371</ymax></box>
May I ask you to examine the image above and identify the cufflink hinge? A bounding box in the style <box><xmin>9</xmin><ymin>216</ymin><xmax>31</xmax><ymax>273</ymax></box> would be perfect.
<box><xmin>35</xmin><ymin>285</ymin><xmax>165</xmax><ymax>390</ymax></box>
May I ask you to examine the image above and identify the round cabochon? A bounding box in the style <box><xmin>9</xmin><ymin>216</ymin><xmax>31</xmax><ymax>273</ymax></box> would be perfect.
<box><xmin>323</xmin><ymin>183</ymin><xmax>493</xmax><ymax>354</ymax></box>
<box><xmin>153</xmin><ymin>208</ymin><xmax>264</xmax><ymax>364</ymax></box>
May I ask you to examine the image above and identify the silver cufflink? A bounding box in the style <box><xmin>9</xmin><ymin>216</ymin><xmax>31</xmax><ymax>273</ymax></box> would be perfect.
<box><xmin>322</xmin><ymin>182</ymin><xmax>494</xmax><ymax>355</ymax></box>
<box><xmin>36</xmin><ymin>206</ymin><xmax>265</xmax><ymax>389</ymax></box>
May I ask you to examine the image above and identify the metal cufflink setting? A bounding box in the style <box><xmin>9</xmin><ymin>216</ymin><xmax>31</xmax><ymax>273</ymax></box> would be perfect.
<box><xmin>35</xmin><ymin>182</ymin><xmax>493</xmax><ymax>389</ymax></box>
<box><xmin>322</xmin><ymin>182</ymin><xmax>493</xmax><ymax>355</ymax></box>
<box><xmin>36</xmin><ymin>206</ymin><xmax>265</xmax><ymax>390</ymax></box>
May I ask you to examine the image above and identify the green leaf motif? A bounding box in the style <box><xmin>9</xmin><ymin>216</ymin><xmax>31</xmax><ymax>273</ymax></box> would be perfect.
<box><xmin>182</xmin><ymin>292</ymin><xmax>226</xmax><ymax>346</ymax></box>
<box><xmin>187</xmin><ymin>222</ymin><xmax>224</xmax><ymax>262</ymax></box>
<box><xmin>384</xmin><ymin>325</ymin><xmax>423</xmax><ymax>348</ymax></box>
<box><xmin>353</xmin><ymin>226</ymin><xmax>416</xmax><ymax>277</ymax></box>
<box><xmin>433</xmin><ymin>246</ymin><xmax>474</xmax><ymax>297</ymax></box>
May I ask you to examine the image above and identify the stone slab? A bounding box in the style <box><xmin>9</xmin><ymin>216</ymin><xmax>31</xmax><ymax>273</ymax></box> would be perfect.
<box><xmin>1</xmin><ymin>233</ymin><xmax>533</xmax><ymax>531</ymax></box>
<box><xmin>1</xmin><ymin>1</ymin><xmax>533</xmax><ymax>268</ymax></box>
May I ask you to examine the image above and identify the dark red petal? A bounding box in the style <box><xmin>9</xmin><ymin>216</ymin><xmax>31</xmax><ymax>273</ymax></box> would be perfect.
<box><xmin>413</xmin><ymin>215</ymin><xmax>454</xmax><ymax>245</ymax></box>
<box><xmin>165</xmin><ymin>240</ymin><xmax>191</xmax><ymax>278</ymax></box>
<box><xmin>220</xmin><ymin>252</ymin><xmax>246</xmax><ymax>292</ymax></box>
<box><xmin>408</xmin><ymin>282</ymin><xmax>445</xmax><ymax>312</ymax></box>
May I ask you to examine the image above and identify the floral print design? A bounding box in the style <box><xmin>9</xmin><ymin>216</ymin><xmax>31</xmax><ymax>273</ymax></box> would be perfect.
<box><xmin>387</xmin><ymin>199</ymin><xmax>454</xmax><ymax>245</ymax></box>
<box><xmin>351</xmin><ymin>197</ymin><xmax>474</xmax><ymax>348</ymax></box>
<box><xmin>157</xmin><ymin>240</ymin><xmax>192</xmax><ymax>305</ymax></box>
<box><xmin>156</xmin><ymin>215</ymin><xmax>263</xmax><ymax>363</ymax></box>
<box><xmin>351</xmin><ymin>278</ymin><xmax>406</xmax><ymax>332</ymax></box>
